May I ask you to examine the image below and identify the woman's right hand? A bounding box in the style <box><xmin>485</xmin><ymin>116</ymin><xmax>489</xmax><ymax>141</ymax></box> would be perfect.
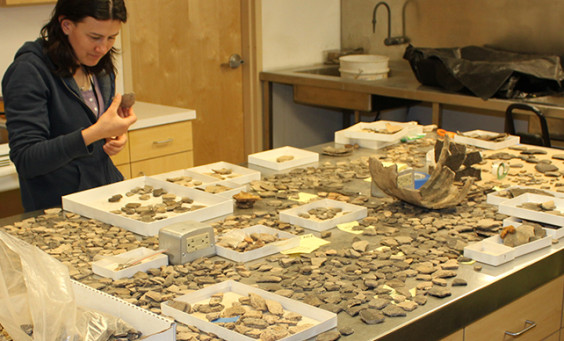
<box><xmin>81</xmin><ymin>93</ymin><xmax>137</xmax><ymax>146</ymax></box>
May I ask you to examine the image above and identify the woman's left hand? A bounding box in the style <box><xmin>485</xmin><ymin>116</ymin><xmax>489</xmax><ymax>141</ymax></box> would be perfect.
<box><xmin>103</xmin><ymin>133</ymin><xmax>128</xmax><ymax>156</ymax></box>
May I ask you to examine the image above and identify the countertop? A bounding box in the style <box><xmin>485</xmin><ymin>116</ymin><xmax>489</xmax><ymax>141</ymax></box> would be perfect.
<box><xmin>0</xmin><ymin>101</ymin><xmax>196</xmax><ymax>191</ymax></box>
<box><xmin>260</xmin><ymin>60</ymin><xmax>564</xmax><ymax>117</ymax></box>
<box><xmin>1</xmin><ymin>138</ymin><xmax>563</xmax><ymax>340</ymax></box>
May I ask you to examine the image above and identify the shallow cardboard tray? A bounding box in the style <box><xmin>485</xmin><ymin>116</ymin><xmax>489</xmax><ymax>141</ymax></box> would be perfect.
<box><xmin>187</xmin><ymin>161</ymin><xmax>261</xmax><ymax>185</ymax></box>
<box><xmin>463</xmin><ymin>240</ymin><xmax>515</xmax><ymax>266</ymax></box>
<box><xmin>247</xmin><ymin>146</ymin><xmax>319</xmax><ymax>171</ymax></box>
<box><xmin>149</xmin><ymin>169</ymin><xmax>220</xmax><ymax>188</ymax></box>
<box><xmin>454</xmin><ymin>129</ymin><xmax>520</xmax><ymax>150</ymax></box>
<box><xmin>161</xmin><ymin>280</ymin><xmax>336</xmax><ymax>341</ymax></box>
<box><xmin>195</xmin><ymin>179</ymin><xmax>248</xmax><ymax>200</ymax></box>
<box><xmin>279</xmin><ymin>198</ymin><xmax>367</xmax><ymax>232</ymax></box>
<box><xmin>483</xmin><ymin>234</ymin><xmax>552</xmax><ymax>258</ymax></box>
<box><xmin>497</xmin><ymin>193</ymin><xmax>564</xmax><ymax>226</ymax></box>
<box><xmin>73</xmin><ymin>280</ymin><xmax>175</xmax><ymax>340</ymax></box>
<box><xmin>92</xmin><ymin>247</ymin><xmax>168</xmax><ymax>280</ymax></box>
<box><xmin>504</xmin><ymin>216</ymin><xmax>564</xmax><ymax>239</ymax></box>
<box><xmin>215</xmin><ymin>224</ymin><xmax>300</xmax><ymax>263</ymax></box>
<box><xmin>62</xmin><ymin>177</ymin><xmax>233</xmax><ymax>236</ymax></box>
<box><xmin>487</xmin><ymin>186</ymin><xmax>564</xmax><ymax>206</ymax></box>
<box><xmin>334</xmin><ymin>121</ymin><xmax>422</xmax><ymax>150</ymax></box>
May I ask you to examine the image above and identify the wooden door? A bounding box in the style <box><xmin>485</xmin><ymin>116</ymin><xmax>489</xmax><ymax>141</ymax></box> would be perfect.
<box><xmin>123</xmin><ymin>0</ymin><xmax>249</xmax><ymax>165</ymax></box>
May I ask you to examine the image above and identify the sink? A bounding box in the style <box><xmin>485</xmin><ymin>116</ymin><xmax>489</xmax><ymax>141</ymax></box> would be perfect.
<box><xmin>296</xmin><ymin>66</ymin><xmax>340</xmax><ymax>77</ymax></box>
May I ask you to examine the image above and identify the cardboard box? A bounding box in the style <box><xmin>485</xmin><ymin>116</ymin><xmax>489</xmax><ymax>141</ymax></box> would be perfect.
<box><xmin>279</xmin><ymin>198</ymin><xmax>367</xmax><ymax>232</ymax></box>
<box><xmin>161</xmin><ymin>280</ymin><xmax>337</xmax><ymax>341</ymax></box>
<box><xmin>248</xmin><ymin>146</ymin><xmax>319</xmax><ymax>171</ymax></box>
<box><xmin>62</xmin><ymin>176</ymin><xmax>233</xmax><ymax>236</ymax></box>
<box><xmin>454</xmin><ymin>130</ymin><xmax>519</xmax><ymax>150</ymax></box>
<box><xmin>215</xmin><ymin>224</ymin><xmax>300</xmax><ymax>262</ymax></box>
<box><xmin>497</xmin><ymin>193</ymin><xmax>564</xmax><ymax>226</ymax></box>
<box><xmin>92</xmin><ymin>247</ymin><xmax>168</xmax><ymax>280</ymax></box>
<box><xmin>73</xmin><ymin>280</ymin><xmax>175</xmax><ymax>340</ymax></box>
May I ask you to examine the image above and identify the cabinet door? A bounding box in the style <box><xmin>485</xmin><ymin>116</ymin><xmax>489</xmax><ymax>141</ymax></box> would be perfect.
<box><xmin>0</xmin><ymin>0</ymin><xmax>55</xmax><ymax>5</ymax></box>
<box><xmin>130</xmin><ymin>151</ymin><xmax>193</xmax><ymax>178</ymax></box>
<box><xmin>114</xmin><ymin>163</ymin><xmax>131</xmax><ymax>180</ymax></box>
<box><xmin>440</xmin><ymin>329</ymin><xmax>463</xmax><ymax>341</ymax></box>
<box><xmin>465</xmin><ymin>276</ymin><xmax>564</xmax><ymax>341</ymax></box>
<box><xmin>129</xmin><ymin>121</ymin><xmax>192</xmax><ymax>162</ymax></box>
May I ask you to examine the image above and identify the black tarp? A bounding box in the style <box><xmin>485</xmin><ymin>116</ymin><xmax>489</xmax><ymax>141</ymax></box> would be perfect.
<box><xmin>403</xmin><ymin>44</ymin><xmax>564</xmax><ymax>99</ymax></box>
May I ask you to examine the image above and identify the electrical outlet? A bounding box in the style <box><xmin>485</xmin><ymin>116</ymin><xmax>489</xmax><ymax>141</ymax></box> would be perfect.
<box><xmin>185</xmin><ymin>232</ymin><xmax>211</xmax><ymax>253</ymax></box>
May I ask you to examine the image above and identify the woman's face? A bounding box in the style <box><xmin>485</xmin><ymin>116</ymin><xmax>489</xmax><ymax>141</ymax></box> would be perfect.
<box><xmin>60</xmin><ymin>16</ymin><xmax>121</xmax><ymax>67</ymax></box>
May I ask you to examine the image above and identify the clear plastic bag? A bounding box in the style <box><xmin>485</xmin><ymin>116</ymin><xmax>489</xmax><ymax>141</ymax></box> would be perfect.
<box><xmin>0</xmin><ymin>230</ymin><xmax>138</xmax><ymax>341</ymax></box>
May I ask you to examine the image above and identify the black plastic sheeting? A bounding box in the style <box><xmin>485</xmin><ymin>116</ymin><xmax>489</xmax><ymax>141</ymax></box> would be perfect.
<box><xmin>403</xmin><ymin>44</ymin><xmax>564</xmax><ymax>99</ymax></box>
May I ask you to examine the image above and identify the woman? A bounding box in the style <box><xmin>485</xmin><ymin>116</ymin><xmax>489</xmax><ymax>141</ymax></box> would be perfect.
<box><xmin>2</xmin><ymin>0</ymin><xmax>137</xmax><ymax>212</ymax></box>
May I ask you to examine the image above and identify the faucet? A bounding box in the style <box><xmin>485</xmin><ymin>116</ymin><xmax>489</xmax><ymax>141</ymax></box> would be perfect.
<box><xmin>372</xmin><ymin>1</ymin><xmax>409</xmax><ymax>46</ymax></box>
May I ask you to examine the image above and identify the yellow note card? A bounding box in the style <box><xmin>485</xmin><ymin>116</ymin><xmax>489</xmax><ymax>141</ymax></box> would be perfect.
<box><xmin>381</xmin><ymin>162</ymin><xmax>408</xmax><ymax>172</ymax></box>
<box><xmin>281</xmin><ymin>233</ymin><xmax>330</xmax><ymax>254</ymax></box>
<box><xmin>337</xmin><ymin>221</ymin><xmax>363</xmax><ymax>234</ymax></box>
<box><xmin>290</xmin><ymin>192</ymin><xmax>319</xmax><ymax>203</ymax></box>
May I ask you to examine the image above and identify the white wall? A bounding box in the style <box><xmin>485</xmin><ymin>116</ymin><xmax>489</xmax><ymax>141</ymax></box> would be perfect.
<box><xmin>0</xmin><ymin>4</ymin><xmax>124</xmax><ymax>96</ymax></box>
<box><xmin>262</xmin><ymin>0</ymin><xmax>343</xmax><ymax>148</ymax></box>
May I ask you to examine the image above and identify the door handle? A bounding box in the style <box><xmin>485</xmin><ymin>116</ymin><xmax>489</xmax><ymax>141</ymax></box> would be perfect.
<box><xmin>504</xmin><ymin>320</ymin><xmax>536</xmax><ymax>336</ymax></box>
<box><xmin>228</xmin><ymin>54</ymin><xmax>244</xmax><ymax>69</ymax></box>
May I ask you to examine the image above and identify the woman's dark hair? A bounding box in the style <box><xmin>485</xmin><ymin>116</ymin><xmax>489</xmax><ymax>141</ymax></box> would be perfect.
<box><xmin>40</xmin><ymin>0</ymin><xmax>127</xmax><ymax>78</ymax></box>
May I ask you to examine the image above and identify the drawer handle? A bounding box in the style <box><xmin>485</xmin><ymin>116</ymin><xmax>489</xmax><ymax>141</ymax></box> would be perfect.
<box><xmin>153</xmin><ymin>138</ymin><xmax>174</xmax><ymax>145</ymax></box>
<box><xmin>504</xmin><ymin>320</ymin><xmax>536</xmax><ymax>336</ymax></box>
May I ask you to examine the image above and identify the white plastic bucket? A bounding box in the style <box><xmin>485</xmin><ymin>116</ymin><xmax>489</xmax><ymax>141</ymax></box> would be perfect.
<box><xmin>339</xmin><ymin>54</ymin><xmax>390</xmax><ymax>80</ymax></box>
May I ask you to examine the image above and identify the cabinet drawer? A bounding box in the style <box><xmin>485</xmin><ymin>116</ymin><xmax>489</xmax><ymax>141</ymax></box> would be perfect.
<box><xmin>440</xmin><ymin>329</ymin><xmax>463</xmax><ymax>341</ymax></box>
<box><xmin>130</xmin><ymin>151</ymin><xmax>193</xmax><ymax>178</ymax></box>
<box><xmin>294</xmin><ymin>84</ymin><xmax>372</xmax><ymax>111</ymax></box>
<box><xmin>129</xmin><ymin>121</ymin><xmax>193</xmax><ymax>162</ymax></box>
<box><xmin>115</xmin><ymin>163</ymin><xmax>131</xmax><ymax>180</ymax></box>
<box><xmin>465</xmin><ymin>276</ymin><xmax>564</xmax><ymax>341</ymax></box>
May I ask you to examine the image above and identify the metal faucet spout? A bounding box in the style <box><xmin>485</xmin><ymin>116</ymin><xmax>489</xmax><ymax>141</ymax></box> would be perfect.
<box><xmin>372</xmin><ymin>1</ymin><xmax>391</xmax><ymax>39</ymax></box>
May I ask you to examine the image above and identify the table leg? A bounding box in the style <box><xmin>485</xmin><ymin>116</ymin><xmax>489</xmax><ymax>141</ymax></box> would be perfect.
<box><xmin>432</xmin><ymin>102</ymin><xmax>443</xmax><ymax>127</ymax></box>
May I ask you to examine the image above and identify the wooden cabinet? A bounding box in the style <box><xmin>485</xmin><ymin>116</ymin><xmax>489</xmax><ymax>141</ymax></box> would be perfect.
<box><xmin>111</xmin><ymin>120</ymin><xmax>194</xmax><ymax>179</ymax></box>
<box><xmin>465</xmin><ymin>276</ymin><xmax>564</xmax><ymax>341</ymax></box>
<box><xmin>440</xmin><ymin>329</ymin><xmax>463</xmax><ymax>341</ymax></box>
<box><xmin>0</xmin><ymin>0</ymin><xmax>55</xmax><ymax>6</ymax></box>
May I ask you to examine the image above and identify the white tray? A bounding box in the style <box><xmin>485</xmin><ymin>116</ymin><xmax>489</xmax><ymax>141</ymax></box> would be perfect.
<box><xmin>483</xmin><ymin>234</ymin><xmax>552</xmax><ymax>258</ymax></box>
<box><xmin>149</xmin><ymin>169</ymin><xmax>220</xmax><ymax>187</ymax></box>
<box><xmin>215</xmin><ymin>225</ymin><xmax>300</xmax><ymax>263</ymax></box>
<box><xmin>279</xmin><ymin>198</ymin><xmax>367</xmax><ymax>232</ymax></box>
<box><xmin>187</xmin><ymin>161</ymin><xmax>261</xmax><ymax>185</ymax></box>
<box><xmin>62</xmin><ymin>177</ymin><xmax>233</xmax><ymax>236</ymax></box>
<box><xmin>487</xmin><ymin>186</ymin><xmax>564</xmax><ymax>206</ymax></box>
<box><xmin>92</xmin><ymin>247</ymin><xmax>168</xmax><ymax>280</ymax></box>
<box><xmin>195</xmin><ymin>179</ymin><xmax>248</xmax><ymax>200</ymax></box>
<box><xmin>334</xmin><ymin>121</ymin><xmax>422</xmax><ymax>150</ymax></box>
<box><xmin>504</xmin><ymin>216</ymin><xmax>564</xmax><ymax>239</ymax></box>
<box><xmin>454</xmin><ymin>129</ymin><xmax>520</xmax><ymax>150</ymax></box>
<box><xmin>73</xmin><ymin>280</ymin><xmax>175</xmax><ymax>340</ymax></box>
<box><xmin>463</xmin><ymin>240</ymin><xmax>515</xmax><ymax>266</ymax></box>
<box><xmin>161</xmin><ymin>280</ymin><xmax>336</xmax><ymax>341</ymax></box>
<box><xmin>497</xmin><ymin>193</ymin><xmax>564</xmax><ymax>226</ymax></box>
<box><xmin>247</xmin><ymin>146</ymin><xmax>319</xmax><ymax>171</ymax></box>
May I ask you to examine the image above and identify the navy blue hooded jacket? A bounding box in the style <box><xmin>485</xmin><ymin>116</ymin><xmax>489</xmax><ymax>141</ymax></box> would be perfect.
<box><xmin>2</xmin><ymin>39</ymin><xmax>124</xmax><ymax>211</ymax></box>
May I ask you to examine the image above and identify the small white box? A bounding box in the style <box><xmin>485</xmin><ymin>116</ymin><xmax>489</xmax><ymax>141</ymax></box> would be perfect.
<box><xmin>504</xmin><ymin>216</ymin><xmax>564</xmax><ymax>239</ymax></box>
<box><xmin>463</xmin><ymin>240</ymin><xmax>515</xmax><ymax>266</ymax></box>
<box><xmin>454</xmin><ymin>130</ymin><xmax>520</xmax><ymax>150</ymax></box>
<box><xmin>498</xmin><ymin>193</ymin><xmax>564</xmax><ymax>226</ymax></box>
<box><xmin>334</xmin><ymin>121</ymin><xmax>422</xmax><ymax>150</ymax></box>
<box><xmin>149</xmin><ymin>169</ymin><xmax>220</xmax><ymax>187</ymax></box>
<box><xmin>215</xmin><ymin>225</ymin><xmax>300</xmax><ymax>263</ymax></box>
<box><xmin>92</xmin><ymin>247</ymin><xmax>168</xmax><ymax>280</ymax></box>
<box><xmin>483</xmin><ymin>234</ymin><xmax>552</xmax><ymax>258</ymax></box>
<box><xmin>62</xmin><ymin>177</ymin><xmax>233</xmax><ymax>236</ymax></box>
<box><xmin>195</xmin><ymin>179</ymin><xmax>248</xmax><ymax>200</ymax></box>
<box><xmin>161</xmin><ymin>280</ymin><xmax>337</xmax><ymax>341</ymax></box>
<box><xmin>279</xmin><ymin>198</ymin><xmax>367</xmax><ymax>232</ymax></box>
<box><xmin>73</xmin><ymin>280</ymin><xmax>175</xmax><ymax>340</ymax></box>
<box><xmin>487</xmin><ymin>186</ymin><xmax>564</xmax><ymax>206</ymax></box>
<box><xmin>188</xmin><ymin>161</ymin><xmax>261</xmax><ymax>185</ymax></box>
<box><xmin>248</xmin><ymin>146</ymin><xmax>319</xmax><ymax>171</ymax></box>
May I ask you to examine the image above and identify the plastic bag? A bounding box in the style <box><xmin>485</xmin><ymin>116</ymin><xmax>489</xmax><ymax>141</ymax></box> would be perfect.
<box><xmin>0</xmin><ymin>230</ymin><xmax>139</xmax><ymax>341</ymax></box>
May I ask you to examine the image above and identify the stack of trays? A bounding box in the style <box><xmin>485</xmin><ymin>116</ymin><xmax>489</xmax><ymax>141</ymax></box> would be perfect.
<box><xmin>334</xmin><ymin>120</ymin><xmax>423</xmax><ymax>149</ymax></box>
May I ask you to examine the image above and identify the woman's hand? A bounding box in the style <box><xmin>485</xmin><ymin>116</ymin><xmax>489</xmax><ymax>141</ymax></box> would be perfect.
<box><xmin>103</xmin><ymin>133</ymin><xmax>128</xmax><ymax>156</ymax></box>
<box><xmin>81</xmin><ymin>93</ymin><xmax>137</xmax><ymax>146</ymax></box>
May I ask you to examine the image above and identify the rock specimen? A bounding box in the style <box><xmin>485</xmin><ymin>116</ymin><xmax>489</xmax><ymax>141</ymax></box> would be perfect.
<box><xmin>233</xmin><ymin>191</ymin><xmax>261</xmax><ymax>209</ymax></box>
<box><xmin>369</xmin><ymin>137</ymin><xmax>473</xmax><ymax>209</ymax></box>
<box><xmin>501</xmin><ymin>223</ymin><xmax>547</xmax><ymax>247</ymax></box>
